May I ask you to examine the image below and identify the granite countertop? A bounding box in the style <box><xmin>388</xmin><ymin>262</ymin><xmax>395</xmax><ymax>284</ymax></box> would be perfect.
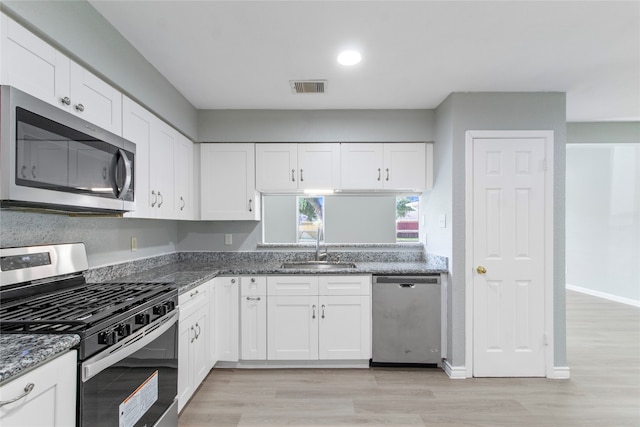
<box><xmin>0</xmin><ymin>334</ymin><xmax>80</xmax><ymax>384</ymax></box>
<box><xmin>91</xmin><ymin>252</ymin><xmax>448</xmax><ymax>295</ymax></box>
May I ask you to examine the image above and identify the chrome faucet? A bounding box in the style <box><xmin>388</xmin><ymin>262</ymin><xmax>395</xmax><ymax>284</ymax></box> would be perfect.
<box><xmin>315</xmin><ymin>224</ymin><xmax>328</xmax><ymax>261</ymax></box>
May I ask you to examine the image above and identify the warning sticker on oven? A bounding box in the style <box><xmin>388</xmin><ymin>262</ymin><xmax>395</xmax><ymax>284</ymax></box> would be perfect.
<box><xmin>119</xmin><ymin>370</ymin><xmax>159</xmax><ymax>427</ymax></box>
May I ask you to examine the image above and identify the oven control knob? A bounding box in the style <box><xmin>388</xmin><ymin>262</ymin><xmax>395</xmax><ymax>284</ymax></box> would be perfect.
<box><xmin>99</xmin><ymin>330</ymin><xmax>118</xmax><ymax>345</ymax></box>
<box><xmin>135</xmin><ymin>313</ymin><xmax>151</xmax><ymax>325</ymax></box>
<box><xmin>153</xmin><ymin>305</ymin><xmax>167</xmax><ymax>316</ymax></box>
<box><xmin>116</xmin><ymin>323</ymin><xmax>132</xmax><ymax>337</ymax></box>
<box><xmin>165</xmin><ymin>301</ymin><xmax>176</xmax><ymax>312</ymax></box>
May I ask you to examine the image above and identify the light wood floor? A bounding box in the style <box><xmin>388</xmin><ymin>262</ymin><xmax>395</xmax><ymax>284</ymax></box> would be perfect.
<box><xmin>179</xmin><ymin>290</ymin><xmax>640</xmax><ymax>426</ymax></box>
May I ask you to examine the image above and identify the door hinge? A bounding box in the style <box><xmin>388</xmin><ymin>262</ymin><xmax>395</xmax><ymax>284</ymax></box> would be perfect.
<box><xmin>543</xmin><ymin>333</ymin><xmax>549</xmax><ymax>346</ymax></box>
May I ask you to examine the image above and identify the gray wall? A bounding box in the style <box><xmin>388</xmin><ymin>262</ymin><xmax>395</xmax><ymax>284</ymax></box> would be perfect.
<box><xmin>0</xmin><ymin>0</ymin><xmax>198</xmax><ymax>140</ymax></box>
<box><xmin>0</xmin><ymin>210</ymin><xmax>178</xmax><ymax>268</ymax></box>
<box><xmin>567</xmin><ymin>122</ymin><xmax>640</xmax><ymax>144</ymax></box>
<box><xmin>430</xmin><ymin>92</ymin><xmax>567</xmax><ymax>370</ymax></box>
<box><xmin>198</xmin><ymin>109</ymin><xmax>435</xmax><ymax>143</ymax></box>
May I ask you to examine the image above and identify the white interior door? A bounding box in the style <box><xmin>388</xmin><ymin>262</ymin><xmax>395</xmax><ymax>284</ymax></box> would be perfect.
<box><xmin>470</xmin><ymin>133</ymin><xmax>550</xmax><ymax>377</ymax></box>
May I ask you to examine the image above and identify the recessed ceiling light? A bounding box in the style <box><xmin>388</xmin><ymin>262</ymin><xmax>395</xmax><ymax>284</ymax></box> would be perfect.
<box><xmin>337</xmin><ymin>50</ymin><xmax>361</xmax><ymax>66</ymax></box>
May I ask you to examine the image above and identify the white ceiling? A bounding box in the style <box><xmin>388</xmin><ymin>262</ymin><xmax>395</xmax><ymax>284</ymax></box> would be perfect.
<box><xmin>89</xmin><ymin>0</ymin><xmax>639</xmax><ymax>122</ymax></box>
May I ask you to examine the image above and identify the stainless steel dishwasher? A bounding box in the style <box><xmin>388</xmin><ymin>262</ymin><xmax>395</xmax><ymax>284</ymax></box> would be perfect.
<box><xmin>371</xmin><ymin>275</ymin><xmax>441</xmax><ymax>366</ymax></box>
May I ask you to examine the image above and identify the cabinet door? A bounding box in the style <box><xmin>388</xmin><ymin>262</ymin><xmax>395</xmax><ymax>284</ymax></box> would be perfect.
<box><xmin>69</xmin><ymin>61</ymin><xmax>122</xmax><ymax>135</ymax></box>
<box><xmin>297</xmin><ymin>143</ymin><xmax>340</xmax><ymax>190</ymax></box>
<box><xmin>383</xmin><ymin>142</ymin><xmax>426</xmax><ymax>190</ymax></box>
<box><xmin>255</xmin><ymin>143</ymin><xmax>297</xmax><ymax>191</ymax></box>
<box><xmin>240</xmin><ymin>294</ymin><xmax>267</xmax><ymax>360</ymax></box>
<box><xmin>150</xmin><ymin>122</ymin><xmax>176</xmax><ymax>218</ymax></box>
<box><xmin>340</xmin><ymin>143</ymin><xmax>384</xmax><ymax>190</ymax></box>
<box><xmin>0</xmin><ymin>350</ymin><xmax>77</xmax><ymax>427</ymax></box>
<box><xmin>208</xmin><ymin>280</ymin><xmax>217</xmax><ymax>369</ymax></box>
<box><xmin>174</xmin><ymin>135</ymin><xmax>193</xmax><ymax>219</ymax></box>
<box><xmin>319</xmin><ymin>295</ymin><xmax>371</xmax><ymax>360</ymax></box>
<box><xmin>201</xmin><ymin>143</ymin><xmax>259</xmax><ymax>220</ymax></box>
<box><xmin>122</xmin><ymin>96</ymin><xmax>154</xmax><ymax>218</ymax></box>
<box><xmin>0</xmin><ymin>14</ymin><xmax>70</xmax><ymax>110</ymax></box>
<box><xmin>191</xmin><ymin>305</ymin><xmax>210</xmax><ymax>386</ymax></box>
<box><xmin>177</xmin><ymin>314</ymin><xmax>195</xmax><ymax>412</ymax></box>
<box><xmin>267</xmin><ymin>295</ymin><xmax>319</xmax><ymax>360</ymax></box>
<box><xmin>214</xmin><ymin>277</ymin><xmax>239</xmax><ymax>362</ymax></box>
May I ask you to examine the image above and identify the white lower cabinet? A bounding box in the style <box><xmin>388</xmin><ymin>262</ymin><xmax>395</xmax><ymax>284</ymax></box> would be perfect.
<box><xmin>213</xmin><ymin>277</ymin><xmax>239</xmax><ymax>362</ymax></box>
<box><xmin>265</xmin><ymin>275</ymin><xmax>371</xmax><ymax>361</ymax></box>
<box><xmin>178</xmin><ymin>282</ymin><xmax>210</xmax><ymax>412</ymax></box>
<box><xmin>240</xmin><ymin>276</ymin><xmax>267</xmax><ymax>360</ymax></box>
<box><xmin>0</xmin><ymin>350</ymin><xmax>77</xmax><ymax>427</ymax></box>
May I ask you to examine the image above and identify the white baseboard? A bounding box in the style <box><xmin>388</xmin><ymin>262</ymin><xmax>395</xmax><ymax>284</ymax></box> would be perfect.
<box><xmin>566</xmin><ymin>284</ymin><xmax>640</xmax><ymax>308</ymax></box>
<box><xmin>442</xmin><ymin>360</ymin><xmax>467</xmax><ymax>379</ymax></box>
<box><xmin>551</xmin><ymin>366</ymin><xmax>571</xmax><ymax>379</ymax></box>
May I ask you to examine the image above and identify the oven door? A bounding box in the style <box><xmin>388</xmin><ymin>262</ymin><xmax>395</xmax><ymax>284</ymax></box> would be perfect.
<box><xmin>80</xmin><ymin>312</ymin><xmax>178</xmax><ymax>427</ymax></box>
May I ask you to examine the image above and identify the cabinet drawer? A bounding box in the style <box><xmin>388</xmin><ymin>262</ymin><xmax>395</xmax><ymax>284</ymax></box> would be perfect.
<box><xmin>240</xmin><ymin>276</ymin><xmax>267</xmax><ymax>296</ymax></box>
<box><xmin>179</xmin><ymin>283</ymin><xmax>208</xmax><ymax>318</ymax></box>
<box><xmin>319</xmin><ymin>275</ymin><xmax>371</xmax><ymax>296</ymax></box>
<box><xmin>267</xmin><ymin>276</ymin><xmax>319</xmax><ymax>296</ymax></box>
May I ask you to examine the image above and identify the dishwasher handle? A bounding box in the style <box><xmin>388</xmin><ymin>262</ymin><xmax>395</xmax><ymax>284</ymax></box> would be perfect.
<box><xmin>373</xmin><ymin>275</ymin><xmax>440</xmax><ymax>285</ymax></box>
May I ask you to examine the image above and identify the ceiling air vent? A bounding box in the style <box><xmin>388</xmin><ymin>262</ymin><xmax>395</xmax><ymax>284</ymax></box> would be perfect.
<box><xmin>290</xmin><ymin>80</ymin><xmax>327</xmax><ymax>94</ymax></box>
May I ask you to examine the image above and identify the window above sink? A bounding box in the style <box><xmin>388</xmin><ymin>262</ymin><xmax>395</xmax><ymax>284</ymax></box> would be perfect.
<box><xmin>262</xmin><ymin>194</ymin><xmax>421</xmax><ymax>244</ymax></box>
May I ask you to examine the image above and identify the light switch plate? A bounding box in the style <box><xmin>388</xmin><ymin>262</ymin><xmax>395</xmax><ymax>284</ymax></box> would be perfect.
<box><xmin>225</xmin><ymin>234</ymin><xmax>233</xmax><ymax>245</ymax></box>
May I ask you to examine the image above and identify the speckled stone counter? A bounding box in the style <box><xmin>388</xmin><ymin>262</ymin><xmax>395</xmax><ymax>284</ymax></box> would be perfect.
<box><xmin>0</xmin><ymin>334</ymin><xmax>80</xmax><ymax>384</ymax></box>
<box><xmin>86</xmin><ymin>248</ymin><xmax>448</xmax><ymax>295</ymax></box>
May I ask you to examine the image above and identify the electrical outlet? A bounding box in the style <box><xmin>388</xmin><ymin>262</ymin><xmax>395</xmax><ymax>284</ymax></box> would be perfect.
<box><xmin>225</xmin><ymin>234</ymin><xmax>233</xmax><ymax>245</ymax></box>
<box><xmin>131</xmin><ymin>236</ymin><xmax>137</xmax><ymax>252</ymax></box>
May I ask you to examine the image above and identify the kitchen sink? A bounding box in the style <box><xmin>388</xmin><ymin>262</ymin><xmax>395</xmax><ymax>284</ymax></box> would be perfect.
<box><xmin>280</xmin><ymin>261</ymin><xmax>357</xmax><ymax>270</ymax></box>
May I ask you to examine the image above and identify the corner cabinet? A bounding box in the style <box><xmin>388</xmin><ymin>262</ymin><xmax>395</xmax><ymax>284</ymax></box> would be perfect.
<box><xmin>0</xmin><ymin>350</ymin><xmax>77</xmax><ymax>427</ymax></box>
<box><xmin>340</xmin><ymin>142</ymin><xmax>433</xmax><ymax>191</ymax></box>
<box><xmin>266</xmin><ymin>275</ymin><xmax>371</xmax><ymax>361</ymax></box>
<box><xmin>201</xmin><ymin>143</ymin><xmax>260</xmax><ymax>221</ymax></box>
<box><xmin>178</xmin><ymin>282</ymin><xmax>210</xmax><ymax>412</ymax></box>
<box><xmin>255</xmin><ymin>143</ymin><xmax>340</xmax><ymax>192</ymax></box>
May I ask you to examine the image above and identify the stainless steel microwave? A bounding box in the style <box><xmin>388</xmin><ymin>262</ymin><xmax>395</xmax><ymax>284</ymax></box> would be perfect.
<box><xmin>1</xmin><ymin>86</ymin><xmax>135</xmax><ymax>213</ymax></box>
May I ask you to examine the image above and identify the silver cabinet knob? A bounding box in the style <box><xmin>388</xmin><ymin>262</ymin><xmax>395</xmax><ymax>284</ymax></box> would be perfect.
<box><xmin>75</xmin><ymin>103</ymin><xmax>85</xmax><ymax>113</ymax></box>
<box><xmin>60</xmin><ymin>96</ymin><xmax>71</xmax><ymax>106</ymax></box>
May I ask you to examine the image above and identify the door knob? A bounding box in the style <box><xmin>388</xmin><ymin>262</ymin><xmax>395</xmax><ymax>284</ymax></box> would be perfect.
<box><xmin>476</xmin><ymin>265</ymin><xmax>487</xmax><ymax>274</ymax></box>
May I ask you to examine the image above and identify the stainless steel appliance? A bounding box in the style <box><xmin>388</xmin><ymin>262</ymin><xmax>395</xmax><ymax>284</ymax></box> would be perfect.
<box><xmin>0</xmin><ymin>243</ymin><xmax>178</xmax><ymax>427</ymax></box>
<box><xmin>371</xmin><ymin>275</ymin><xmax>441</xmax><ymax>366</ymax></box>
<box><xmin>0</xmin><ymin>86</ymin><xmax>135</xmax><ymax>213</ymax></box>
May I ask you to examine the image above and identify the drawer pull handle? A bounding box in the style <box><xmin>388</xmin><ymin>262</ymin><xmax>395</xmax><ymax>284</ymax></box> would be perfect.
<box><xmin>190</xmin><ymin>289</ymin><xmax>199</xmax><ymax>297</ymax></box>
<box><xmin>399</xmin><ymin>283</ymin><xmax>415</xmax><ymax>289</ymax></box>
<box><xmin>312</xmin><ymin>304</ymin><xmax>316</xmax><ymax>319</ymax></box>
<box><xmin>0</xmin><ymin>383</ymin><xmax>35</xmax><ymax>407</ymax></box>
<box><xmin>246</xmin><ymin>297</ymin><xmax>261</xmax><ymax>301</ymax></box>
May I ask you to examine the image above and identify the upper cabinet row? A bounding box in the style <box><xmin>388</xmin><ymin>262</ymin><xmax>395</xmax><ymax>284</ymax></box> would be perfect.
<box><xmin>0</xmin><ymin>13</ymin><xmax>122</xmax><ymax>135</ymax></box>
<box><xmin>253</xmin><ymin>142</ymin><xmax>432</xmax><ymax>192</ymax></box>
<box><xmin>1</xmin><ymin>13</ymin><xmax>194</xmax><ymax>220</ymax></box>
<box><xmin>201</xmin><ymin>142</ymin><xmax>433</xmax><ymax>221</ymax></box>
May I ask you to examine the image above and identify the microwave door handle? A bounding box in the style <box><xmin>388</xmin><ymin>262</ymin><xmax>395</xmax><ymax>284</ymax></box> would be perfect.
<box><xmin>110</xmin><ymin>149</ymin><xmax>133</xmax><ymax>200</ymax></box>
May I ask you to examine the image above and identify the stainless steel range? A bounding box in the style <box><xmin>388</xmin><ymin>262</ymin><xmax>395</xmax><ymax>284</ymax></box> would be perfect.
<box><xmin>0</xmin><ymin>243</ymin><xmax>179</xmax><ymax>427</ymax></box>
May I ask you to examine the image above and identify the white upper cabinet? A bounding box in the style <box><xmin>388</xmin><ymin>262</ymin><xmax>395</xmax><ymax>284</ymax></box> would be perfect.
<box><xmin>68</xmin><ymin>62</ymin><xmax>122</xmax><ymax>135</ymax></box>
<box><xmin>256</xmin><ymin>143</ymin><xmax>340</xmax><ymax>192</ymax></box>
<box><xmin>150</xmin><ymin>121</ymin><xmax>176</xmax><ymax>217</ymax></box>
<box><xmin>1</xmin><ymin>14</ymin><xmax>122</xmax><ymax>135</ymax></box>
<box><xmin>0</xmin><ymin>13</ymin><xmax>69</xmax><ymax>108</ymax></box>
<box><xmin>174</xmin><ymin>134</ymin><xmax>193</xmax><ymax>219</ymax></box>
<box><xmin>341</xmin><ymin>142</ymin><xmax>432</xmax><ymax>191</ymax></box>
<box><xmin>122</xmin><ymin>96</ymin><xmax>178</xmax><ymax>219</ymax></box>
<box><xmin>201</xmin><ymin>143</ymin><xmax>260</xmax><ymax>221</ymax></box>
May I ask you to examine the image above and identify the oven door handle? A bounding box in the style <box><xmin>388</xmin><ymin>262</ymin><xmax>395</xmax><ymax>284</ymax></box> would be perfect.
<box><xmin>81</xmin><ymin>310</ymin><xmax>178</xmax><ymax>382</ymax></box>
